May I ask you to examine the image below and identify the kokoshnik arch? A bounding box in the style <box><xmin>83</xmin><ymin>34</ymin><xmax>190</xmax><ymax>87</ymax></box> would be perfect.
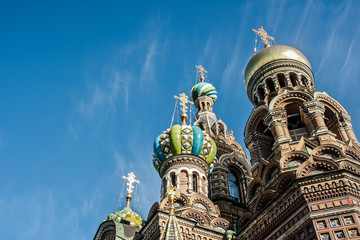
<box><xmin>94</xmin><ymin>27</ymin><xmax>360</xmax><ymax>240</ymax></box>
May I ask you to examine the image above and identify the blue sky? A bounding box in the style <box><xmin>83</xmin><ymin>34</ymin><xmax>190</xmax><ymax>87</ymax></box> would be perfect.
<box><xmin>1</xmin><ymin>0</ymin><xmax>360</xmax><ymax>239</ymax></box>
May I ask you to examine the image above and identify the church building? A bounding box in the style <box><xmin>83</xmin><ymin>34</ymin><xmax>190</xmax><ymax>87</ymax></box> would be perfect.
<box><xmin>94</xmin><ymin>27</ymin><xmax>360</xmax><ymax>240</ymax></box>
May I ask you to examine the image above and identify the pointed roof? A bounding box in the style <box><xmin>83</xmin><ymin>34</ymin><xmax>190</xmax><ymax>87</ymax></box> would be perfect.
<box><xmin>159</xmin><ymin>215</ymin><xmax>183</xmax><ymax>240</ymax></box>
<box><xmin>159</xmin><ymin>185</ymin><xmax>184</xmax><ymax>240</ymax></box>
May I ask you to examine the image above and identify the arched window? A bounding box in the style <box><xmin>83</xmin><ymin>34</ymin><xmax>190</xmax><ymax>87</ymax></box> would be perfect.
<box><xmin>192</xmin><ymin>174</ymin><xmax>198</xmax><ymax>192</ymax></box>
<box><xmin>258</xmin><ymin>86</ymin><xmax>265</xmax><ymax>100</ymax></box>
<box><xmin>301</xmin><ymin>76</ymin><xmax>308</xmax><ymax>87</ymax></box>
<box><xmin>228</xmin><ymin>171</ymin><xmax>240</xmax><ymax>202</ymax></box>
<box><xmin>286</xmin><ymin>103</ymin><xmax>309</xmax><ymax>141</ymax></box>
<box><xmin>171</xmin><ymin>173</ymin><xmax>176</xmax><ymax>186</ymax></box>
<box><xmin>290</xmin><ymin>73</ymin><xmax>298</xmax><ymax>87</ymax></box>
<box><xmin>277</xmin><ymin>74</ymin><xmax>286</xmax><ymax>88</ymax></box>
<box><xmin>266</xmin><ymin>78</ymin><xmax>275</xmax><ymax>92</ymax></box>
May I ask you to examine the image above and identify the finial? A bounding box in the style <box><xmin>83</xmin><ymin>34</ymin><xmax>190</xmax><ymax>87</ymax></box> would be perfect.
<box><xmin>252</xmin><ymin>26</ymin><xmax>274</xmax><ymax>48</ymax></box>
<box><xmin>174</xmin><ymin>93</ymin><xmax>193</xmax><ymax>125</ymax></box>
<box><xmin>167</xmin><ymin>185</ymin><xmax>180</xmax><ymax>216</ymax></box>
<box><xmin>195</xmin><ymin>65</ymin><xmax>207</xmax><ymax>82</ymax></box>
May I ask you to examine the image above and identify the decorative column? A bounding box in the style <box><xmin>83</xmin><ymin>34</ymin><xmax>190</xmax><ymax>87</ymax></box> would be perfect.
<box><xmin>273</xmin><ymin>77</ymin><xmax>280</xmax><ymax>91</ymax></box>
<box><xmin>188</xmin><ymin>173</ymin><xmax>193</xmax><ymax>193</ymax></box>
<box><xmin>303</xmin><ymin>100</ymin><xmax>327</xmax><ymax>134</ymax></box>
<box><xmin>300</xmin><ymin>107</ymin><xmax>316</xmax><ymax>135</ymax></box>
<box><xmin>245</xmin><ymin>133</ymin><xmax>261</xmax><ymax>167</ymax></box>
<box><xmin>263</xmin><ymin>82</ymin><xmax>270</xmax><ymax>97</ymax></box>
<box><xmin>199</xmin><ymin>177</ymin><xmax>203</xmax><ymax>194</ymax></box>
<box><xmin>285</xmin><ymin>74</ymin><xmax>293</xmax><ymax>87</ymax></box>
<box><xmin>339</xmin><ymin>112</ymin><xmax>357</xmax><ymax>141</ymax></box>
<box><xmin>176</xmin><ymin>173</ymin><xmax>180</xmax><ymax>189</ymax></box>
<box><xmin>264</xmin><ymin>108</ymin><xmax>289</xmax><ymax>143</ymax></box>
<box><xmin>297</xmin><ymin>74</ymin><xmax>305</xmax><ymax>87</ymax></box>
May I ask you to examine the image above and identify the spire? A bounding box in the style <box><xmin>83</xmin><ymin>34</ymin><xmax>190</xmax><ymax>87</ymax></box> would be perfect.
<box><xmin>159</xmin><ymin>185</ymin><xmax>183</xmax><ymax>240</ymax></box>
<box><xmin>174</xmin><ymin>93</ymin><xmax>193</xmax><ymax>125</ymax></box>
<box><xmin>252</xmin><ymin>26</ymin><xmax>274</xmax><ymax>48</ymax></box>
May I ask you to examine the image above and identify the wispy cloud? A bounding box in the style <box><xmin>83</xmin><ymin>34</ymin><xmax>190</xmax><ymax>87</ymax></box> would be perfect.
<box><xmin>316</xmin><ymin>30</ymin><xmax>336</xmax><ymax>74</ymax></box>
<box><xmin>340</xmin><ymin>37</ymin><xmax>355</xmax><ymax>74</ymax></box>
<box><xmin>68</xmin><ymin>121</ymin><xmax>78</xmax><ymax>142</ymax></box>
<box><xmin>77</xmin><ymin>70</ymin><xmax>130</xmax><ymax>119</ymax></box>
<box><xmin>294</xmin><ymin>0</ymin><xmax>313</xmax><ymax>45</ymax></box>
<box><xmin>266</xmin><ymin>0</ymin><xmax>285</xmax><ymax>36</ymax></box>
<box><xmin>141</xmin><ymin>39</ymin><xmax>158</xmax><ymax>84</ymax></box>
<box><xmin>0</xmin><ymin>189</ymin><xmax>56</xmax><ymax>239</ymax></box>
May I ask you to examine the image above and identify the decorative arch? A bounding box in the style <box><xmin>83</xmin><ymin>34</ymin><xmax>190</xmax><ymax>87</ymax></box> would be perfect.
<box><xmin>311</xmin><ymin>144</ymin><xmax>345</xmax><ymax>160</ymax></box>
<box><xmin>209</xmin><ymin>218</ymin><xmax>230</xmax><ymax>232</ymax></box>
<box><xmin>218</xmin><ymin>152</ymin><xmax>252</xmax><ymax>177</ymax></box>
<box><xmin>279</xmin><ymin>151</ymin><xmax>310</xmax><ymax>169</ymax></box>
<box><xmin>247</xmin><ymin>177</ymin><xmax>264</xmax><ymax>201</ymax></box>
<box><xmin>269</xmin><ymin>90</ymin><xmax>313</xmax><ymax>110</ymax></box>
<box><xmin>339</xmin><ymin>161</ymin><xmax>360</xmax><ymax>174</ymax></box>
<box><xmin>276</xmin><ymin>172</ymin><xmax>296</xmax><ymax>193</ymax></box>
<box><xmin>159</xmin><ymin>193</ymin><xmax>189</xmax><ymax>210</ymax></box>
<box><xmin>180</xmin><ymin>209</ymin><xmax>209</xmax><ymax>227</ymax></box>
<box><xmin>237</xmin><ymin>212</ymin><xmax>252</xmax><ymax>229</ymax></box>
<box><xmin>189</xmin><ymin>194</ymin><xmax>217</xmax><ymax>214</ymax></box>
<box><xmin>296</xmin><ymin>157</ymin><xmax>338</xmax><ymax>178</ymax></box>
<box><xmin>314</xmin><ymin>92</ymin><xmax>348</xmax><ymax>114</ymax></box>
<box><xmin>244</xmin><ymin>105</ymin><xmax>269</xmax><ymax>138</ymax></box>
<box><xmin>263</xmin><ymin>161</ymin><xmax>280</xmax><ymax>182</ymax></box>
<box><xmin>342</xmin><ymin>146</ymin><xmax>360</xmax><ymax>161</ymax></box>
<box><xmin>254</xmin><ymin>189</ymin><xmax>276</xmax><ymax>213</ymax></box>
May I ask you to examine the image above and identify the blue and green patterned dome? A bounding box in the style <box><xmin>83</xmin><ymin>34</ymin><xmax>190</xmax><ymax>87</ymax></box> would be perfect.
<box><xmin>190</xmin><ymin>82</ymin><xmax>217</xmax><ymax>103</ymax></box>
<box><xmin>153</xmin><ymin>124</ymin><xmax>217</xmax><ymax>172</ymax></box>
<box><xmin>104</xmin><ymin>205</ymin><xmax>144</xmax><ymax>227</ymax></box>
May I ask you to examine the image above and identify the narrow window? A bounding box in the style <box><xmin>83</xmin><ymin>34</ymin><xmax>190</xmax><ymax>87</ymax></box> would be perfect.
<box><xmin>171</xmin><ymin>174</ymin><xmax>176</xmax><ymax>186</ymax></box>
<box><xmin>228</xmin><ymin>171</ymin><xmax>241</xmax><ymax>202</ymax></box>
<box><xmin>192</xmin><ymin>174</ymin><xmax>198</xmax><ymax>192</ymax></box>
<box><xmin>277</xmin><ymin>74</ymin><xmax>286</xmax><ymax>88</ymax></box>
<box><xmin>301</xmin><ymin>76</ymin><xmax>308</xmax><ymax>87</ymax></box>
<box><xmin>258</xmin><ymin>86</ymin><xmax>265</xmax><ymax>100</ymax></box>
<box><xmin>290</xmin><ymin>73</ymin><xmax>298</xmax><ymax>87</ymax></box>
<box><xmin>266</xmin><ymin>78</ymin><xmax>275</xmax><ymax>92</ymax></box>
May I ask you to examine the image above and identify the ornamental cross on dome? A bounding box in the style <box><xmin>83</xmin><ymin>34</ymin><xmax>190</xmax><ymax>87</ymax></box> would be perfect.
<box><xmin>122</xmin><ymin>172</ymin><xmax>140</xmax><ymax>194</ymax></box>
<box><xmin>253</xmin><ymin>26</ymin><xmax>274</xmax><ymax>48</ymax></box>
<box><xmin>168</xmin><ymin>185</ymin><xmax>180</xmax><ymax>206</ymax></box>
<box><xmin>195</xmin><ymin>65</ymin><xmax>207</xmax><ymax>82</ymax></box>
<box><xmin>174</xmin><ymin>93</ymin><xmax>193</xmax><ymax>115</ymax></box>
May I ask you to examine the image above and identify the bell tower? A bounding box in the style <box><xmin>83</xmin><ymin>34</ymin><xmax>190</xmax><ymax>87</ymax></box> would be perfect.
<box><xmin>238</xmin><ymin>27</ymin><xmax>360</xmax><ymax>240</ymax></box>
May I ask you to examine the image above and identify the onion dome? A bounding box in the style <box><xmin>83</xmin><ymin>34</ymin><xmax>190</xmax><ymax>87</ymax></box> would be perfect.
<box><xmin>104</xmin><ymin>193</ymin><xmax>144</xmax><ymax>228</ymax></box>
<box><xmin>190</xmin><ymin>82</ymin><xmax>217</xmax><ymax>103</ymax></box>
<box><xmin>153</xmin><ymin>124</ymin><xmax>217</xmax><ymax>172</ymax></box>
<box><xmin>244</xmin><ymin>45</ymin><xmax>311</xmax><ymax>89</ymax></box>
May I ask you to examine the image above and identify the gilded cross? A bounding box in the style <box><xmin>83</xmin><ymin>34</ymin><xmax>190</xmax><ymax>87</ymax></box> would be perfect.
<box><xmin>253</xmin><ymin>26</ymin><xmax>274</xmax><ymax>48</ymax></box>
<box><xmin>168</xmin><ymin>185</ymin><xmax>180</xmax><ymax>206</ymax></box>
<box><xmin>174</xmin><ymin>93</ymin><xmax>193</xmax><ymax>115</ymax></box>
<box><xmin>195</xmin><ymin>65</ymin><xmax>207</xmax><ymax>82</ymax></box>
<box><xmin>122</xmin><ymin>172</ymin><xmax>140</xmax><ymax>194</ymax></box>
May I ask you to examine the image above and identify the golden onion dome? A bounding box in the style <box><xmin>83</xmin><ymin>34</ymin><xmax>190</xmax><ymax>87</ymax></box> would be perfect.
<box><xmin>244</xmin><ymin>45</ymin><xmax>311</xmax><ymax>89</ymax></box>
